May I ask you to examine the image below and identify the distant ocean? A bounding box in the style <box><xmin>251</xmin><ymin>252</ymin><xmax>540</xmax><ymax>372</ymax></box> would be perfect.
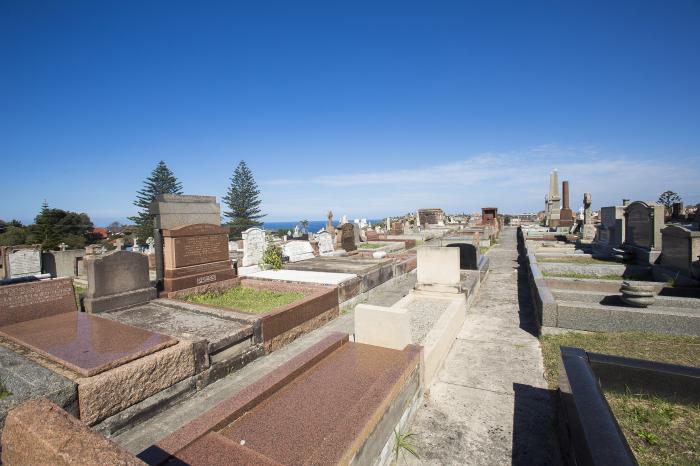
<box><xmin>263</xmin><ymin>219</ymin><xmax>382</xmax><ymax>233</ymax></box>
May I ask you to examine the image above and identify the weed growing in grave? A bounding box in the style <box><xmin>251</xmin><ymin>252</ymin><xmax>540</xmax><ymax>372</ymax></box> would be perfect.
<box><xmin>358</xmin><ymin>243</ymin><xmax>384</xmax><ymax>249</ymax></box>
<box><xmin>262</xmin><ymin>243</ymin><xmax>283</xmax><ymax>270</ymax></box>
<box><xmin>73</xmin><ymin>282</ymin><xmax>86</xmax><ymax>308</ymax></box>
<box><xmin>393</xmin><ymin>429</ymin><xmax>419</xmax><ymax>464</ymax></box>
<box><xmin>479</xmin><ymin>247</ymin><xmax>489</xmax><ymax>254</ymax></box>
<box><xmin>0</xmin><ymin>379</ymin><xmax>10</xmax><ymax>400</ymax></box>
<box><xmin>665</xmin><ymin>272</ymin><xmax>680</xmax><ymax>288</ymax></box>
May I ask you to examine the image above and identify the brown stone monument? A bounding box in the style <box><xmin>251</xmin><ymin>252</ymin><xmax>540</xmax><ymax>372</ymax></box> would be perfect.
<box><xmin>326</xmin><ymin>211</ymin><xmax>335</xmax><ymax>234</ymax></box>
<box><xmin>162</xmin><ymin>224</ymin><xmax>237</xmax><ymax>295</ymax></box>
<box><xmin>558</xmin><ymin>181</ymin><xmax>574</xmax><ymax>227</ymax></box>
<box><xmin>340</xmin><ymin>223</ymin><xmax>357</xmax><ymax>252</ymax></box>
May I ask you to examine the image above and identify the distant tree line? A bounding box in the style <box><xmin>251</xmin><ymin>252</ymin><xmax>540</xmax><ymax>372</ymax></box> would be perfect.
<box><xmin>0</xmin><ymin>201</ymin><xmax>99</xmax><ymax>250</ymax></box>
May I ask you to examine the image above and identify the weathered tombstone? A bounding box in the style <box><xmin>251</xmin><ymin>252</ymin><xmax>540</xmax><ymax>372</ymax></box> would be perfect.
<box><xmin>1</xmin><ymin>245</ymin><xmax>42</xmax><ymax>279</ymax></box>
<box><xmin>366</xmin><ymin>230</ymin><xmax>379</xmax><ymax>241</ymax></box>
<box><xmin>292</xmin><ymin>225</ymin><xmax>301</xmax><ymax>238</ymax></box>
<box><xmin>353</xmin><ymin>223</ymin><xmax>363</xmax><ymax>244</ymax></box>
<box><xmin>161</xmin><ymin>223</ymin><xmax>237</xmax><ymax>295</ymax></box>
<box><xmin>415</xmin><ymin>247</ymin><xmax>461</xmax><ymax>293</ymax></box>
<box><xmin>446</xmin><ymin>243</ymin><xmax>477</xmax><ymax>270</ymax></box>
<box><xmin>0</xmin><ymin>278</ymin><xmax>76</xmax><ymax>326</ymax></box>
<box><xmin>595</xmin><ymin>206</ymin><xmax>625</xmax><ymax>251</ymax></box>
<box><xmin>481</xmin><ymin>207</ymin><xmax>498</xmax><ymax>226</ymax></box>
<box><xmin>41</xmin><ymin>250</ymin><xmax>85</xmax><ymax>278</ymax></box>
<box><xmin>149</xmin><ymin>194</ymin><xmax>225</xmax><ymax>289</ymax></box>
<box><xmin>242</xmin><ymin>227</ymin><xmax>265</xmax><ymax>267</ymax></box>
<box><xmin>85</xmin><ymin>244</ymin><xmax>102</xmax><ymax>256</ymax></box>
<box><xmin>146</xmin><ymin>237</ymin><xmax>155</xmax><ymax>254</ymax></box>
<box><xmin>317</xmin><ymin>231</ymin><xmax>335</xmax><ymax>256</ymax></box>
<box><xmin>624</xmin><ymin>201</ymin><xmax>664</xmax><ymax>250</ymax></box>
<box><xmin>282</xmin><ymin>241</ymin><xmax>315</xmax><ymax>262</ymax></box>
<box><xmin>114</xmin><ymin>239</ymin><xmax>124</xmax><ymax>251</ymax></box>
<box><xmin>659</xmin><ymin>225</ymin><xmax>700</xmax><ymax>279</ymax></box>
<box><xmin>340</xmin><ymin>223</ymin><xmax>357</xmax><ymax>251</ymax></box>
<box><xmin>83</xmin><ymin>251</ymin><xmax>157</xmax><ymax>313</ymax></box>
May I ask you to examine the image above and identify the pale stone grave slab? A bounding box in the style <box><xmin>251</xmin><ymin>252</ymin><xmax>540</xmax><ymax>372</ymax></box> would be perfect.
<box><xmin>283</xmin><ymin>241</ymin><xmax>315</xmax><ymax>263</ymax></box>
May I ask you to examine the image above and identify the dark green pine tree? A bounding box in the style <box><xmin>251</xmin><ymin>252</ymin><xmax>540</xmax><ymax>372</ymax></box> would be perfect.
<box><xmin>223</xmin><ymin>161</ymin><xmax>265</xmax><ymax>239</ymax></box>
<box><xmin>128</xmin><ymin>161</ymin><xmax>183</xmax><ymax>241</ymax></box>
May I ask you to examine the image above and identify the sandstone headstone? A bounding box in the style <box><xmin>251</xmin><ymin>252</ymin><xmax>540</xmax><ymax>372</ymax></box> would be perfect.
<box><xmin>415</xmin><ymin>247</ymin><xmax>461</xmax><ymax>293</ymax></box>
<box><xmin>83</xmin><ymin>251</ymin><xmax>157</xmax><ymax>313</ymax></box>
<box><xmin>242</xmin><ymin>227</ymin><xmax>265</xmax><ymax>267</ymax></box>
<box><xmin>660</xmin><ymin>225</ymin><xmax>700</xmax><ymax>278</ymax></box>
<box><xmin>317</xmin><ymin>231</ymin><xmax>335</xmax><ymax>256</ymax></box>
<box><xmin>353</xmin><ymin>223</ymin><xmax>363</xmax><ymax>244</ymax></box>
<box><xmin>0</xmin><ymin>278</ymin><xmax>76</xmax><ymax>327</ymax></box>
<box><xmin>161</xmin><ymin>223</ymin><xmax>237</xmax><ymax>294</ymax></box>
<box><xmin>340</xmin><ymin>223</ymin><xmax>356</xmax><ymax>252</ymax></box>
<box><xmin>282</xmin><ymin>241</ymin><xmax>315</xmax><ymax>262</ymax></box>
<box><xmin>326</xmin><ymin>211</ymin><xmax>335</xmax><ymax>234</ymax></box>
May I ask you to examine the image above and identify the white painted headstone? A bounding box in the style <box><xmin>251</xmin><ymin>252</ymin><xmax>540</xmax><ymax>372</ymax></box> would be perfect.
<box><xmin>317</xmin><ymin>231</ymin><xmax>335</xmax><ymax>256</ymax></box>
<box><xmin>146</xmin><ymin>237</ymin><xmax>155</xmax><ymax>254</ymax></box>
<box><xmin>242</xmin><ymin>227</ymin><xmax>265</xmax><ymax>267</ymax></box>
<box><xmin>283</xmin><ymin>241</ymin><xmax>315</xmax><ymax>262</ymax></box>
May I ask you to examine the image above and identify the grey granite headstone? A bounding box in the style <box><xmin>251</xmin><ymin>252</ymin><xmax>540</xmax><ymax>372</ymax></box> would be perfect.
<box><xmin>83</xmin><ymin>251</ymin><xmax>156</xmax><ymax>313</ymax></box>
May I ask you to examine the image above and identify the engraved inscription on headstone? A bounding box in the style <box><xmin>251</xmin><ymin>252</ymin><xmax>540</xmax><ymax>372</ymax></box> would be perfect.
<box><xmin>317</xmin><ymin>231</ymin><xmax>335</xmax><ymax>256</ymax></box>
<box><xmin>626</xmin><ymin>203</ymin><xmax>652</xmax><ymax>249</ymax></box>
<box><xmin>283</xmin><ymin>241</ymin><xmax>315</xmax><ymax>262</ymax></box>
<box><xmin>174</xmin><ymin>235</ymin><xmax>229</xmax><ymax>268</ymax></box>
<box><xmin>8</xmin><ymin>248</ymin><xmax>41</xmax><ymax>278</ymax></box>
<box><xmin>0</xmin><ymin>278</ymin><xmax>76</xmax><ymax>326</ymax></box>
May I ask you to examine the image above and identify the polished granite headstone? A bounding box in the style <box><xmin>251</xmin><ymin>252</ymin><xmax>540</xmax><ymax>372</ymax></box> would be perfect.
<box><xmin>0</xmin><ymin>278</ymin><xmax>75</xmax><ymax>327</ymax></box>
<box><xmin>162</xmin><ymin>224</ymin><xmax>237</xmax><ymax>294</ymax></box>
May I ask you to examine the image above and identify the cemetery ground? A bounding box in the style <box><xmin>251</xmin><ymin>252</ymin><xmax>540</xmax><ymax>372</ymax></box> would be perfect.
<box><xmin>541</xmin><ymin>331</ymin><xmax>700</xmax><ymax>465</ymax></box>
<box><xmin>182</xmin><ymin>286</ymin><xmax>305</xmax><ymax>314</ymax></box>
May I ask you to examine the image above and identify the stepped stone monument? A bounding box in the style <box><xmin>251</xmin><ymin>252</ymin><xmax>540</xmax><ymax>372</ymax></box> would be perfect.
<box><xmin>149</xmin><ymin>194</ymin><xmax>237</xmax><ymax>296</ymax></box>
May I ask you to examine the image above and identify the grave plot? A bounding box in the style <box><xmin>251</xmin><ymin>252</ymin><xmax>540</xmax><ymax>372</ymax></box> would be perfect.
<box><xmin>555</xmin><ymin>346</ymin><xmax>700</xmax><ymax>466</ymax></box>
<box><xmin>522</xmin><ymin>235</ymin><xmax>700</xmax><ymax>335</ymax></box>
<box><xmin>173</xmin><ymin>278</ymin><xmax>339</xmax><ymax>352</ymax></box>
<box><xmin>356</xmin><ymin>247</ymin><xmax>482</xmax><ymax>386</ymax></box>
<box><xmin>140</xmin><ymin>332</ymin><xmax>422</xmax><ymax>466</ymax></box>
<box><xmin>284</xmin><ymin>254</ymin><xmax>417</xmax><ymax>300</ymax></box>
<box><xmin>0</xmin><ymin>278</ymin><xmax>198</xmax><ymax>425</ymax></box>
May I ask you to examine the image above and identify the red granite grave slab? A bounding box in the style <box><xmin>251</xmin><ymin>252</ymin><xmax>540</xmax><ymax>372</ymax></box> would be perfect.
<box><xmin>0</xmin><ymin>278</ymin><xmax>76</xmax><ymax>327</ymax></box>
<box><xmin>0</xmin><ymin>312</ymin><xmax>176</xmax><ymax>377</ymax></box>
<box><xmin>147</xmin><ymin>331</ymin><xmax>421</xmax><ymax>466</ymax></box>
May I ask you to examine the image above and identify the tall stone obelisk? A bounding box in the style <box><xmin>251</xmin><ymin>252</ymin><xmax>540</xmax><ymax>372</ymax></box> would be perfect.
<box><xmin>547</xmin><ymin>169</ymin><xmax>561</xmax><ymax>227</ymax></box>
<box><xmin>559</xmin><ymin>180</ymin><xmax>574</xmax><ymax>227</ymax></box>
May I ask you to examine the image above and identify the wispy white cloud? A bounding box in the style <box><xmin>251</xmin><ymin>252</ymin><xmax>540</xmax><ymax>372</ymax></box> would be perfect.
<box><xmin>259</xmin><ymin>144</ymin><xmax>700</xmax><ymax>218</ymax></box>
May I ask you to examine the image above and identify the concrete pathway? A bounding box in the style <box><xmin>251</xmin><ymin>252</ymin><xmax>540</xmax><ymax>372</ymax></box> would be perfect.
<box><xmin>405</xmin><ymin>227</ymin><xmax>560</xmax><ymax>465</ymax></box>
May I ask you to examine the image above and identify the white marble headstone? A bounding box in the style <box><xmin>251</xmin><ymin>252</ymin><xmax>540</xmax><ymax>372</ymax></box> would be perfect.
<box><xmin>8</xmin><ymin>248</ymin><xmax>41</xmax><ymax>278</ymax></box>
<box><xmin>283</xmin><ymin>241</ymin><xmax>315</xmax><ymax>262</ymax></box>
<box><xmin>242</xmin><ymin>227</ymin><xmax>265</xmax><ymax>267</ymax></box>
<box><xmin>317</xmin><ymin>231</ymin><xmax>335</xmax><ymax>256</ymax></box>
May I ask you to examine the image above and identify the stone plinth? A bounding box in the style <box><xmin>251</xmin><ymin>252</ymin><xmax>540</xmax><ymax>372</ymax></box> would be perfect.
<box><xmin>83</xmin><ymin>251</ymin><xmax>156</xmax><ymax>313</ymax></box>
<box><xmin>162</xmin><ymin>224</ymin><xmax>237</xmax><ymax>295</ymax></box>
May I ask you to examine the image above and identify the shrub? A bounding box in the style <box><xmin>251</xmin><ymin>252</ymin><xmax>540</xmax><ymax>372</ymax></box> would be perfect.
<box><xmin>263</xmin><ymin>243</ymin><xmax>283</xmax><ymax>270</ymax></box>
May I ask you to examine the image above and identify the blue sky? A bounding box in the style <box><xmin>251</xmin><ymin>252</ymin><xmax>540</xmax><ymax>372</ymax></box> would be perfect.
<box><xmin>2</xmin><ymin>1</ymin><xmax>699</xmax><ymax>225</ymax></box>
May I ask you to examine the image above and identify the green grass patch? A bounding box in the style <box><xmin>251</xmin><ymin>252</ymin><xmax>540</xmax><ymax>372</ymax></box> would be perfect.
<box><xmin>605</xmin><ymin>390</ymin><xmax>699</xmax><ymax>466</ymax></box>
<box><xmin>537</xmin><ymin>256</ymin><xmax>621</xmax><ymax>265</ymax></box>
<box><xmin>542</xmin><ymin>271</ymin><xmax>624</xmax><ymax>280</ymax></box>
<box><xmin>73</xmin><ymin>282</ymin><xmax>86</xmax><ymax>308</ymax></box>
<box><xmin>358</xmin><ymin>243</ymin><xmax>385</xmax><ymax>249</ymax></box>
<box><xmin>541</xmin><ymin>331</ymin><xmax>700</xmax><ymax>465</ymax></box>
<box><xmin>0</xmin><ymin>382</ymin><xmax>10</xmax><ymax>400</ymax></box>
<box><xmin>541</xmin><ymin>331</ymin><xmax>700</xmax><ymax>390</ymax></box>
<box><xmin>183</xmin><ymin>286</ymin><xmax>305</xmax><ymax>314</ymax></box>
<box><xmin>479</xmin><ymin>247</ymin><xmax>489</xmax><ymax>254</ymax></box>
